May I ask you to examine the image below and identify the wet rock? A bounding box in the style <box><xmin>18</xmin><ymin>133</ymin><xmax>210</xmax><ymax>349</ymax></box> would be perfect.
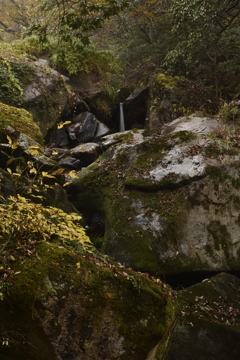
<box><xmin>70</xmin><ymin>142</ymin><xmax>102</xmax><ymax>167</ymax></box>
<box><xmin>44</xmin><ymin>148</ymin><xmax>71</xmax><ymax>161</ymax></box>
<box><xmin>93</xmin><ymin>121</ymin><xmax>111</xmax><ymax>139</ymax></box>
<box><xmin>58</xmin><ymin>157</ymin><xmax>81</xmax><ymax>170</ymax></box>
<box><xmin>68</xmin><ymin>112</ymin><xmax>98</xmax><ymax>143</ymax></box>
<box><xmin>46</xmin><ymin>126</ymin><xmax>70</xmax><ymax>148</ymax></box>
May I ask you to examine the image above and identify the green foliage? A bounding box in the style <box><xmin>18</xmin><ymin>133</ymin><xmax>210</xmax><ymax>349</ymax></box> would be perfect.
<box><xmin>45</xmin><ymin>38</ymin><xmax>122</xmax><ymax>76</ymax></box>
<box><xmin>95</xmin><ymin>0</ymin><xmax>173</xmax><ymax>77</ymax></box>
<box><xmin>165</xmin><ymin>0</ymin><xmax>240</xmax><ymax>96</ymax></box>
<box><xmin>0</xmin><ymin>57</ymin><xmax>24</xmax><ymax>107</ymax></box>
<box><xmin>27</xmin><ymin>0</ymin><xmax>129</xmax><ymax>48</ymax></box>
<box><xmin>0</xmin><ymin>194</ymin><xmax>93</xmax><ymax>254</ymax></box>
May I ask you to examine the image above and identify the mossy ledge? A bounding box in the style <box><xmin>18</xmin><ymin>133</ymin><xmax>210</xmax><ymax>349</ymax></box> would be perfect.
<box><xmin>0</xmin><ymin>102</ymin><xmax>43</xmax><ymax>143</ymax></box>
<box><xmin>0</xmin><ymin>241</ymin><xmax>177</xmax><ymax>360</ymax></box>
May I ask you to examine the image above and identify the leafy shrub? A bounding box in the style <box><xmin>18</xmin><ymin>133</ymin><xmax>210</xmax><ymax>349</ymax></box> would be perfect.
<box><xmin>0</xmin><ymin>195</ymin><xmax>93</xmax><ymax>254</ymax></box>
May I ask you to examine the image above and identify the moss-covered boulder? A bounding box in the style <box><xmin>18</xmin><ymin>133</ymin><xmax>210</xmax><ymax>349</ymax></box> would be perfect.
<box><xmin>0</xmin><ymin>56</ymin><xmax>74</xmax><ymax>137</ymax></box>
<box><xmin>0</xmin><ymin>102</ymin><xmax>43</xmax><ymax>143</ymax></box>
<box><xmin>67</xmin><ymin>118</ymin><xmax>240</xmax><ymax>276</ymax></box>
<box><xmin>156</xmin><ymin>273</ymin><xmax>240</xmax><ymax>360</ymax></box>
<box><xmin>0</xmin><ymin>241</ymin><xmax>176</xmax><ymax>360</ymax></box>
<box><xmin>148</xmin><ymin>74</ymin><xmax>220</xmax><ymax>130</ymax></box>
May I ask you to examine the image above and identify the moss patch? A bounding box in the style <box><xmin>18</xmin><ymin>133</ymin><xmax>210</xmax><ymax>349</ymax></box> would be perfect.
<box><xmin>0</xmin><ymin>240</ymin><xmax>177</xmax><ymax>360</ymax></box>
<box><xmin>0</xmin><ymin>102</ymin><xmax>43</xmax><ymax>143</ymax></box>
<box><xmin>155</xmin><ymin>73</ymin><xmax>179</xmax><ymax>88</ymax></box>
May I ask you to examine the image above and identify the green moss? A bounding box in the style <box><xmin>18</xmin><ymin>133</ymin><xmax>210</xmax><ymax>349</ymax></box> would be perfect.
<box><xmin>113</xmin><ymin>131</ymin><xmax>134</xmax><ymax>142</ymax></box>
<box><xmin>0</xmin><ymin>239</ymin><xmax>177</xmax><ymax>360</ymax></box>
<box><xmin>204</xmin><ymin>140</ymin><xmax>240</xmax><ymax>157</ymax></box>
<box><xmin>0</xmin><ymin>102</ymin><xmax>43</xmax><ymax>143</ymax></box>
<box><xmin>155</xmin><ymin>73</ymin><xmax>179</xmax><ymax>88</ymax></box>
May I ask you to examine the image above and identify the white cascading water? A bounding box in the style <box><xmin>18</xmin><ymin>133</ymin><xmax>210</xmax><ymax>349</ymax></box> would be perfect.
<box><xmin>119</xmin><ymin>102</ymin><xmax>125</xmax><ymax>131</ymax></box>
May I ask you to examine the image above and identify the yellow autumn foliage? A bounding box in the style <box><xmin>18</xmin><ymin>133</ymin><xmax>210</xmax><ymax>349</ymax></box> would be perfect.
<box><xmin>0</xmin><ymin>195</ymin><xmax>93</xmax><ymax>254</ymax></box>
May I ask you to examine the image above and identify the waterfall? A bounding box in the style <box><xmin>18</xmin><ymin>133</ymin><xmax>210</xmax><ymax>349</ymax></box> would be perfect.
<box><xmin>119</xmin><ymin>102</ymin><xmax>125</xmax><ymax>132</ymax></box>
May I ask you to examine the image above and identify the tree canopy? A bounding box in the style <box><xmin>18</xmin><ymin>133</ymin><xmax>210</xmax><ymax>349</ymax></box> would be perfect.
<box><xmin>1</xmin><ymin>0</ymin><xmax>240</xmax><ymax>98</ymax></box>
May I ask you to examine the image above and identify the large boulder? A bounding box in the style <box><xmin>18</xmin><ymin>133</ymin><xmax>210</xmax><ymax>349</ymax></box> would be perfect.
<box><xmin>0</xmin><ymin>102</ymin><xmax>43</xmax><ymax>143</ymax></box>
<box><xmin>147</xmin><ymin>74</ymin><xmax>220</xmax><ymax>130</ymax></box>
<box><xmin>67</xmin><ymin>117</ymin><xmax>240</xmax><ymax>276</ymax></box>
<box><xmin>46</xmin><ymin>112</ymin><xmax>110</xmax><ymax>149</ymax></box>
<box><xmin>0</xmin><ymin>241</ymin><xmax>176</xmax><ymax>360</ymax></box>
<box><xmin>148</xmin><ymin>272</ymin><xmax>240</xmax><ymax>360</ymax></box>
<box><xmin>0</xmin><ymin>56</ymin><xmax>75</xmax><ymax>137</ymax></box>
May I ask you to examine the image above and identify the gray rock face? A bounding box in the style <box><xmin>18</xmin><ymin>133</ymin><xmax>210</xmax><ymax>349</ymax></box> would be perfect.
<box><xmin>161</xmin><ymin>116</ymin><xmax>222</xmax><ymax>135</ymax></box>
<box><xmin>67</xmin><ymin>119</ymin><xmax>240</xmax><ymax>276</ymax></box>
<box><xmin>58</xmin><ymin>156</ymin><xmax>81</xmax><ymax>169</ymax></box>
<box><xmin>68</xmin><ymin>112</ymin><xmax>109</xmax><ymax>144</ymax></box>
<box><xmin>23</xmin><ymin>61</ymin><xmax>74</xmax><ymax>137</ymax></box>
<box><xmin>70</xmin><ymin>142</ymin><xmax>102</xmax><ymax>167</ymax></box>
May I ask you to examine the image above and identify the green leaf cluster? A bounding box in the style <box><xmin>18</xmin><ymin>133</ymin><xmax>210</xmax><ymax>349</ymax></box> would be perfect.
<box><xmin>0</xmin><ymin>195</ymin><xmax>93</xmax><ymax>254</ymax></box>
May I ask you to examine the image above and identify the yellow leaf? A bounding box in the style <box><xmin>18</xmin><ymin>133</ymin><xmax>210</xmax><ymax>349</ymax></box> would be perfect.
<box><xmin>52</xmin><ymin>168</ymin><xmax>65</xmax><ymax>175</ymax></box>
<box><xmin>52</xmin><ymin>151</ymin><xmax>59</xmax><ymax>155</ymax></box>
<box><xmin>76</xmin><ymin>262</ymin><xmax>81</xmax><ymax>268</ymax></box>
<box><xmin>10</xmin><ymin>255</ymin><xmax>16</xmax><ymax>261</ymax></box>
<box><xmin>6</xmin><ymin>158</ymin><xmax>14</xmax><ymax>165</ymax></box>
<box><xmin>12</xmin><ymin>142</ymin><xmax>19</xmax><ymax>149</ymax></box>
<box><xmin>63</xmin><ymin>182</ymin><xmax>71</xmax><ymax>187</ymax></box>
<box><xmin>29</xmin><ymin>149</ymin><xmax>39</xmax><ymax>156</ymax></box>
<box><xmin>69</xmin><ymin>170</ymin><xmax>78</xmax><ymax>178</ymax></box>
<box><xmin>42</xmin><ymin>172</ymin><xmax>56</xmax><ymax>179</ymax></box>
<box><xmin>30</xmin><ymin>168</ymin><xmax>38</xmax><ymax>174</ymax></box>
<box><xmin>57</xmin><ymin>121</ymin><xmax>71</xmax><ymax>129</ymax></box>
<box><xmin>31</xmin><ymin>195</ymin><xmax>44</xmax><ymax>200</ymax></box>
<box><xmin>7</xmin><ymin>168</ymin><xmax>12</xmax><ymax>175</ymax></box>
<box><xmin>6</xmin><ymin>135</ymin><xmax>12</xmax><ymax>144</ymax></box>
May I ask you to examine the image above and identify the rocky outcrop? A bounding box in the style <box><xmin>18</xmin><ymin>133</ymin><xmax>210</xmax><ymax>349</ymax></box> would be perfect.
<box><xmin>0</xmin><ymin>57</ymin><xmax>75</xmax><ymax>138</ymax></box>
<box><xmin>0</xmin><ymin>242</ymin><xmax>175</xmax><ymax>360</ymax></box>
<box><xmin>67</xmin><ymin>116</ymin><xmax>240</xmax><ymax>276</ymax></box>
<box><xmin>148</xmin><ymin>74</ymin><xmax>220</xmax><ymax>130</ymax></box>
<box><xmin>152</xmin><ymin>272</ymin><xmax>240</xmax><ymax>360</ymax></box>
